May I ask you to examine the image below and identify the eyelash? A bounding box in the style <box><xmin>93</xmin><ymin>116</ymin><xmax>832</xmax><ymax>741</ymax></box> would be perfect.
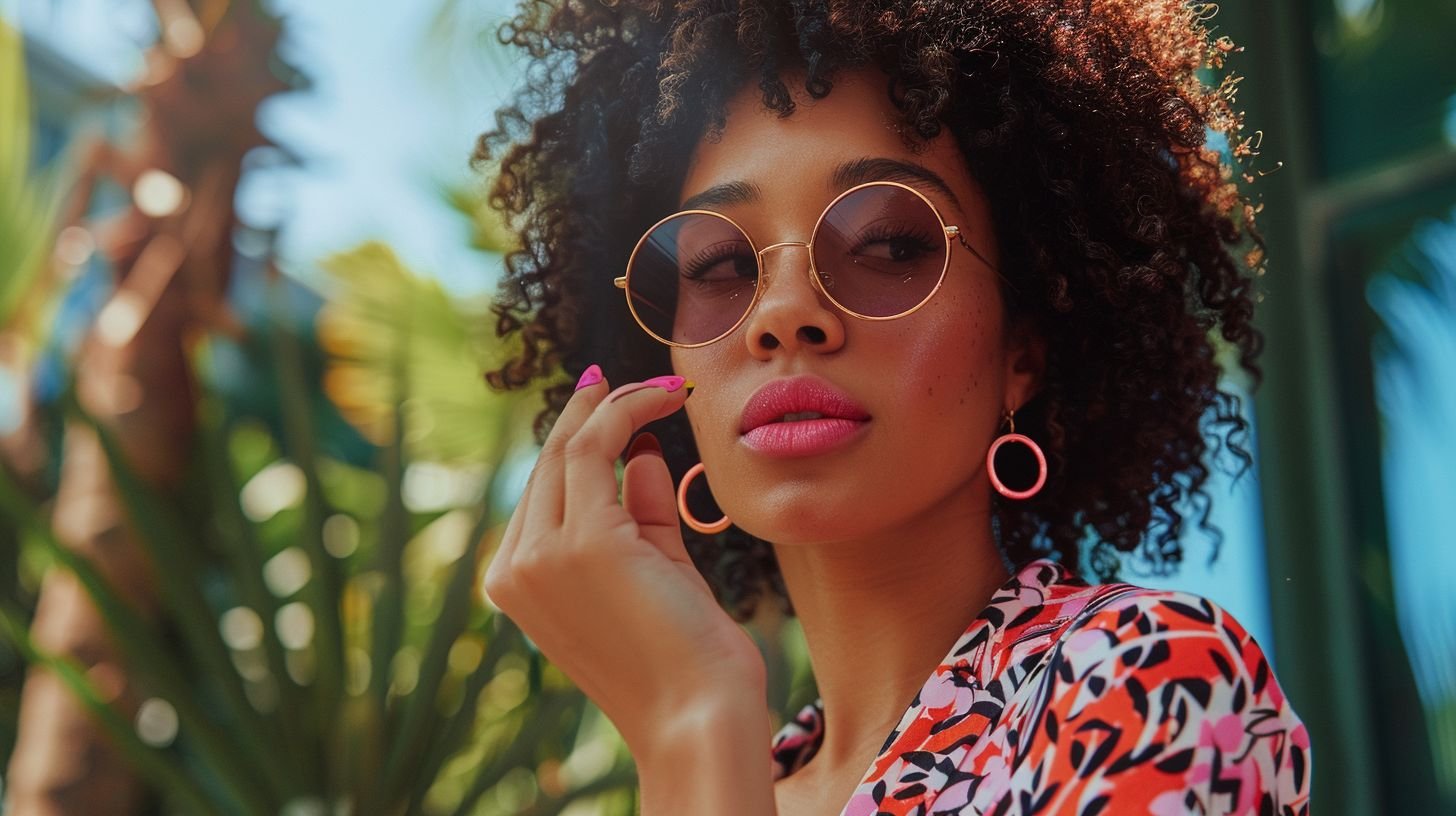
<box><xmin>681</xmin><ymin>243</ymin><xmax>755</xmax><ymax>280</ymax></box>
<box><xmin>852</xmin><ymin>224</ymin><xmax>939</xmax><ymax>253</ymax></box>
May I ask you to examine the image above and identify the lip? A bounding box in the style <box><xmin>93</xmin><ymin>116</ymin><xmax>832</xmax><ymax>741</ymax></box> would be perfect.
<box><xmin>738</xmin><ymin>375</ymin><xmax>872</xmax><ymax>457</ymax></box>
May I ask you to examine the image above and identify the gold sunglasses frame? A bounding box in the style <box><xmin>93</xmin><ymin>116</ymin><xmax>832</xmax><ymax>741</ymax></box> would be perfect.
<box><xmin>613</xmin><ymin>180</ymin><xmax>998</xmax><ymax>349</ymax></box>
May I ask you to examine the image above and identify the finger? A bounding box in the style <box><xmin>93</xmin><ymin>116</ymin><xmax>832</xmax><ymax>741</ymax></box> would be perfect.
<box><xmin>620</xmin><ymin>433</ymin><xmax>692</xmax><ymax>564</ymax></box>
<box><xmin>500</xmin><ymin>365</ymin><xmax>609</xmax><ymax>566</ymax></box>
<box><xmin>562</xmin><ymin>376</ymin><xmax>689</xmax><ymax>525</ymax></box>
<box><xmin>521</xmin><ymin>364</ymin><xmax>613</xmax><ymax>534</ymax></box>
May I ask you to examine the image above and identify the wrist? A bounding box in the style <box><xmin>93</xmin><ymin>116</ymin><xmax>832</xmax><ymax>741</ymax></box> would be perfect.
<box><xmin>632</xmin><ymin>690</ymin><xmax>778</xmax><ymax>816</ymax></box>
<box><xmin>629</xmin><ymin>685</ymin><xmax>769</xmax><ymax>765</ymax></box>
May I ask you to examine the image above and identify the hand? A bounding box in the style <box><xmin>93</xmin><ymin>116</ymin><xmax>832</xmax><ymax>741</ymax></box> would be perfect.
<box><xmin>482</xmin><ymin>369</ymin><xmax>767</xmax><ymax>754</ymax></box>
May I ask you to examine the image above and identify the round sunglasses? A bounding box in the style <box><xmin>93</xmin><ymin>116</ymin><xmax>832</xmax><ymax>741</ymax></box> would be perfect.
<box><xmin>614</xmin><ymin>180</ymin><xmax>997</xmax><ymax>348</ymax></box>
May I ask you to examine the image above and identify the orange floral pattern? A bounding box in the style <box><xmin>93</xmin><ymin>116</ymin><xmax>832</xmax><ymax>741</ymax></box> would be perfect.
<box><xmin>770</xmin><ymin>558</ymin><xmax>1312</xmax><ymax>815</ymax></box>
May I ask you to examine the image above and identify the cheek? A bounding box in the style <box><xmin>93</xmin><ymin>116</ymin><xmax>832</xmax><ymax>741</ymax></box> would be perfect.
<box><xmin>894</xmin><ymin>285</ymin><xmax>1001</xmax><ymax>407</ymax></box>
<box><xmin>671</xmin><ymin>346</ymin><xmax>735</xmax><ymax>447</ymax></box>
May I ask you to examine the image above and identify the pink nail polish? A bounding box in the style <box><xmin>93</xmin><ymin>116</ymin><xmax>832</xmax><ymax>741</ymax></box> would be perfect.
<box><xmin>575</xmin><ymin>364</ymin><xmax>604</xmax><ymax>391</ymax></box>
<box><xmin>641</xmin><ymin>375</ymin><xmax>686</xmax><ymax>393</ymax></box>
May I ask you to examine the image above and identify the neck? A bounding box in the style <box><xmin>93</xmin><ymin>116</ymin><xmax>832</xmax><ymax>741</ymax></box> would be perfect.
<box><xmin>769</xmin><ymin>483</ymin><xmax>1011</xmax><ymax>782</ymax></box>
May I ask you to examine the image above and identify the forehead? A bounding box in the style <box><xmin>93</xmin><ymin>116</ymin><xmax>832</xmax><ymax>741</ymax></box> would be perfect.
<box><xmin>677</xmin><ymin>67</ymin><xmax>978</xmax><ymax>215</ymax></box>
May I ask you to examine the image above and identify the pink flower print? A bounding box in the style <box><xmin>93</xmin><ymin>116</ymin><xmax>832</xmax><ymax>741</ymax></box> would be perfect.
<box><xmin>1291</xmin><ymin>723</ymin><xmax>1310</xmax><ymax>749</ymax></box>
<box><xmin>1199</xmin><ymin>713</ymin><xmax>1247</xmax><ymax>753</ymax></box>
<box><xmin>920</xmin><ymin>666</ymin><xmax>981</xmax><ymax>715</ymax></box>
<box><xmin>842</xmin><ymin>791</ymin><xmax>880</xmax><ymax>816</ymax></box>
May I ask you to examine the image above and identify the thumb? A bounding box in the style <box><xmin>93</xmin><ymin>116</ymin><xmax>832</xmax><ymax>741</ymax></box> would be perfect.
<box><xmin>620</xmin><ymin>433</ymin><xmax>693</xmax><ymax>565</ymax></box>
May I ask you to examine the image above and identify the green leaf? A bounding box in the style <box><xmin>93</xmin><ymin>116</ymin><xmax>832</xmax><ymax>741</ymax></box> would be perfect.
<box><xmin>0</xmin><ymin>603</ymin><xmax>229</xmax><ymax>816</ymax></box>
<box><xmin>315</xmin><ymin>241</ymin><xmax>526</xmax><ymax>465</ymax></box>
<box><xmin>0</xmin><ymin>463</ymin><xmax>277</xmax><ymax>814</ymax></box>
<box><xmin>62</xmin><ymin>385</ymin><xmax>300</xmax><ymax>805</ymax></box>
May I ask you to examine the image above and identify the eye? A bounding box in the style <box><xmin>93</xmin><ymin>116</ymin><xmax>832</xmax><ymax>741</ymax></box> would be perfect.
<box><xmin>851</xmin><ymin>224</ymin><xmax>939</xmax><ymax>264</ymax></box>
<box><xmin>680</xmin><ymin>242</ymin><xmax>757</xmax><ymax>283</ymax></box>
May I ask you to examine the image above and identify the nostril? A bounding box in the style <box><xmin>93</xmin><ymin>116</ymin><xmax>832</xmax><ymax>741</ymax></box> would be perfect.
<box><xmin>800</xmin><ymin>326</ymin><xmax>827</xmax><ymax>344</ymax></box>
<box><xmin>759</xmin><ymin>334</ymin><xmax>781</xmax><ymax>350</ymax></box>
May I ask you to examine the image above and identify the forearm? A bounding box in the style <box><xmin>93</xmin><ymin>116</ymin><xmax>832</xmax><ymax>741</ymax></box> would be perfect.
<box><xmin>633</xmin><ymin>694</ymin><xmax>778</xmax><ymax>816</ymax></box>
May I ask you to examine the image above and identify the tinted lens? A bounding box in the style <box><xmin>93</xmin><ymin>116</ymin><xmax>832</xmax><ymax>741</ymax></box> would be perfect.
<box><xmin>626</xmin><ymin>211</ymin><xmax>758</xmax><ymax>345</ymax></box>
<box><xmin>812</xmin><ymin>184</ymin><xmax>948</xmax><ymax>317</ymax></box>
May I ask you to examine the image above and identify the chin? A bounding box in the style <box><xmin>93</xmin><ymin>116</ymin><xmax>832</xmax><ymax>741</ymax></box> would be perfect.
<box><xmin>728</xmin><ymin>484</ymin><xmax>886</xmax><ymax>545</ymax></box>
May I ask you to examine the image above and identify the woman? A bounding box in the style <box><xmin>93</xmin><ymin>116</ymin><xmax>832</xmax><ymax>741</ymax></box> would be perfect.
<box><xmin>476</xmin><ymin>1</ymin><xmax>1311</xmax><ymax>814</ymax></box>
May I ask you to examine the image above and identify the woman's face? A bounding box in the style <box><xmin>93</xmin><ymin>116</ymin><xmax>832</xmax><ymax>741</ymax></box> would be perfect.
<box><xmin>667</xmin><ymin>66</ymin><xmax>1042</xmax><ymax>545</ymax></box>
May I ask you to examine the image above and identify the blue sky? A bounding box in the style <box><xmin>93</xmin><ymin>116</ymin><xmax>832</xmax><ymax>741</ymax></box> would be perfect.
<box><xmin>9</xmin><ymin>0</ymin><xmax>520</xmax><ymax>296</ymax></box>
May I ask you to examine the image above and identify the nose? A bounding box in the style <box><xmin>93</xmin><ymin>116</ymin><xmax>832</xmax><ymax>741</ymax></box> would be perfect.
<box><xmin>741</xmin><ymin>242</ymin><xmax>846</xmax><ymax>358</ymax></box>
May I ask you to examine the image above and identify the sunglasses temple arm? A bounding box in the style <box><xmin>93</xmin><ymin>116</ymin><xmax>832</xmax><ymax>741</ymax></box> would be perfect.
<box><xmin>954</xmin><ymin>231</ymin><xmax>1020</xmax><ymax>298</ymax></box>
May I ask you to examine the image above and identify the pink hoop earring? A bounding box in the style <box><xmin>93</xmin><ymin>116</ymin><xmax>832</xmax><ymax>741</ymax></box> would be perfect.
<box><xmin>677</xmin><ymin>462</ymin><xmax>731</xmax><ymax>535</ymax></box>
<box><xmin>986</xmin><ymin>409</ymin><xmax>1047</xmax><ymax>500</ymax></box>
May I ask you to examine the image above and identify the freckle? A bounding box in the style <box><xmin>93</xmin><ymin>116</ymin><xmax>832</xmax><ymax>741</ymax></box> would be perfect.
<box><xmin>928</xmin><ymin>386</ymin><xmax>934</xmax><ymax>397</ymax></box>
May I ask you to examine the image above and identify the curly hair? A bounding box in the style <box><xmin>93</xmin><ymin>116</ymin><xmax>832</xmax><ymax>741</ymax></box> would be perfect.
<box><xmin>472</xmin><ymin>0</ymin><xmax>1273</xmax><ymax>623</ymax></box>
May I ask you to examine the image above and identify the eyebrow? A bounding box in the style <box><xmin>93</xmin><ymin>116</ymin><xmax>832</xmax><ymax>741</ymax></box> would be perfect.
<box><xmin>678</xmin><ymin>156</ymin><xmax>964</xmax><ymax>213</ymax></box>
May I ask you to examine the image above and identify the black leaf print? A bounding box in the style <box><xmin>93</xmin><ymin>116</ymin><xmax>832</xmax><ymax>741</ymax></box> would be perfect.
<box><xmin>1181</xmin><ymin>676</ymin><xmax>1213</xmax><ymax>708</ymax></box>
<box><xmin>763</xmin><ymin>559</ymin><xmax>1310</xmax><ymax>814</ymax></box>
<box><xmin>1030</xmin><ymin>781</ymin><xmax>1061</xmax><ymax>813</ymax></box>
<box><xmin>1164</xmin><ymin>600</ymin><xmax>1214</xmax><ymax>624</ymax></box>
<box><xmin>1222</xmin><ymin>621</ymin><xmax>1243</xmax><ymax>650</ymax></box>
<box><xmin>1073</xmin><ymin>718</ymin><xmax>1118</xmax><ymax>734</ymax></box>
<box><xmin>1057</xmin><ymin>655</ymin><xmax>1075</xmax><ymax>683</ymax></box>
<box><xmin>1105</xmin><ymin>741</ymin><xmax>1165</xmax><ymax>774</ymax></box>
<box><xmin>1209</xmin><ymin>646</ymin><xmax>1235</xmax><ymax>682</ymax></box>
<box><xmin>1154</xmin><ymin>747</ymin><xmax>1195</xmax><ymax>773</ymax></box>
<box><xmin>958</xmin><ymin>627</ymin><xmax>989</xmax><ymax>657</ymax></box>
<box><xmin>983</xmin><ymin>606</ymin><xmax>1005</xmax><ymax>628</ymax></box>
<box><xmin>987</xmin><ymin>678</ymin><xmax>1007</xmax><ymax>701</ymax></box>
<box><xmin>971</xmin><ymin>700</ymin><xmax>1004</xmax><ymax>721</ymax></box>
<box><xmin>1127</xmin><ymin>675</ymin><xmax>1149</xmax><ymax>720</ymax></box>
<box><xmin>1082</xmin><ymin>734</ymin><xmax>1119</xmax><ymax>775</ymax></box>
<box><xmin>1143</xmin><ymin>638</ymin><xmax>1171</xmax><ymax>669</ymax></box>
<box><xmin>894</xmin><ymin>783</ymin><xmax>928</xmax><ymax>800</ymax></box>
<box><xmin>904</xmin><ymin>751</ymin><xmax>937</xmax><ymax>770</ymax></box>
<box><xmin>931</xmin><ymin>712</ymin><xmax>971</xmax><ymax>735</ymax></box>
<box><xmin>1009</xmin><ymin>604</ymin><xmax>1042</xmax><ymax>629</ymax></box>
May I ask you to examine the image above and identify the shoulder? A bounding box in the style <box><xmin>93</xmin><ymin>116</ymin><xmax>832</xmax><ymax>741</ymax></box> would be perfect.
<box><xmin>1013</xmin><ymin>586</ymin><xmax>1313</xmax><ymax>815</ymax></box>
<box><xmin>1057</xmin><ymin>586</ymin><xmax>1276</xmax><ymax>697</ymax></box>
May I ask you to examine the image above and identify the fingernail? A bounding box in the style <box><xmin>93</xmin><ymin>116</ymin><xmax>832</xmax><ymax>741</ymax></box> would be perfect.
<box><xmin>641</xmin><ymin>375</ymin><xmax>685</xmax><ymax>393</ymax></box>
<box><xmin>605</xmin><ymin>375</ymin><xmax>687</xmax><ymax>404</ymax></box>
<box><xmin>626</xmin><ymin>432</ymin><xmax>663</xmax><ymax>461</ymax></box>
<box><xmin>575</xmin><ymin>364</ymin><xmax>604</xmax><ymax>391</ymax></box>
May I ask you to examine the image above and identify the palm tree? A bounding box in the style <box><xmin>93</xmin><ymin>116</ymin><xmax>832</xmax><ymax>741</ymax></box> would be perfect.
<box><xmin>2</xmin><ymin>2</ymin><xmax>299</xmax><ymax>812</ymax></box>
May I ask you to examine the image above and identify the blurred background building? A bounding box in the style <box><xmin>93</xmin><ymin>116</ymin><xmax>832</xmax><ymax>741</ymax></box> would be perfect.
<box><xmin>0</xmin><ymin>1</ymin><xmax>1452</xmax><ymax>814</ymax></box>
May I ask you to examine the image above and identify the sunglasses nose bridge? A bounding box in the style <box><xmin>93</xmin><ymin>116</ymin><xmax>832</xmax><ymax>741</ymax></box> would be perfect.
<box><xmin>755</xmin><ymin>241</ymin><xmax>815</xmax><ymax>288</ymax></box>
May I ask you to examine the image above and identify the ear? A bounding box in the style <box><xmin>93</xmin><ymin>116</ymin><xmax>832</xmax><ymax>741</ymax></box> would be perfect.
<box><xmin>1002</xmin><ymin>316</ymin><xmax>1047</xmax><ymax>412</ymax></box>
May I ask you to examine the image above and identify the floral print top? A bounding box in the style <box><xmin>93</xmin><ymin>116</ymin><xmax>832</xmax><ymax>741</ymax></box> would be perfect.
<box><xmin>769</xmin><ymin>557</ymin><xmax>1312</xmax><ymax>815</ymax></box>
